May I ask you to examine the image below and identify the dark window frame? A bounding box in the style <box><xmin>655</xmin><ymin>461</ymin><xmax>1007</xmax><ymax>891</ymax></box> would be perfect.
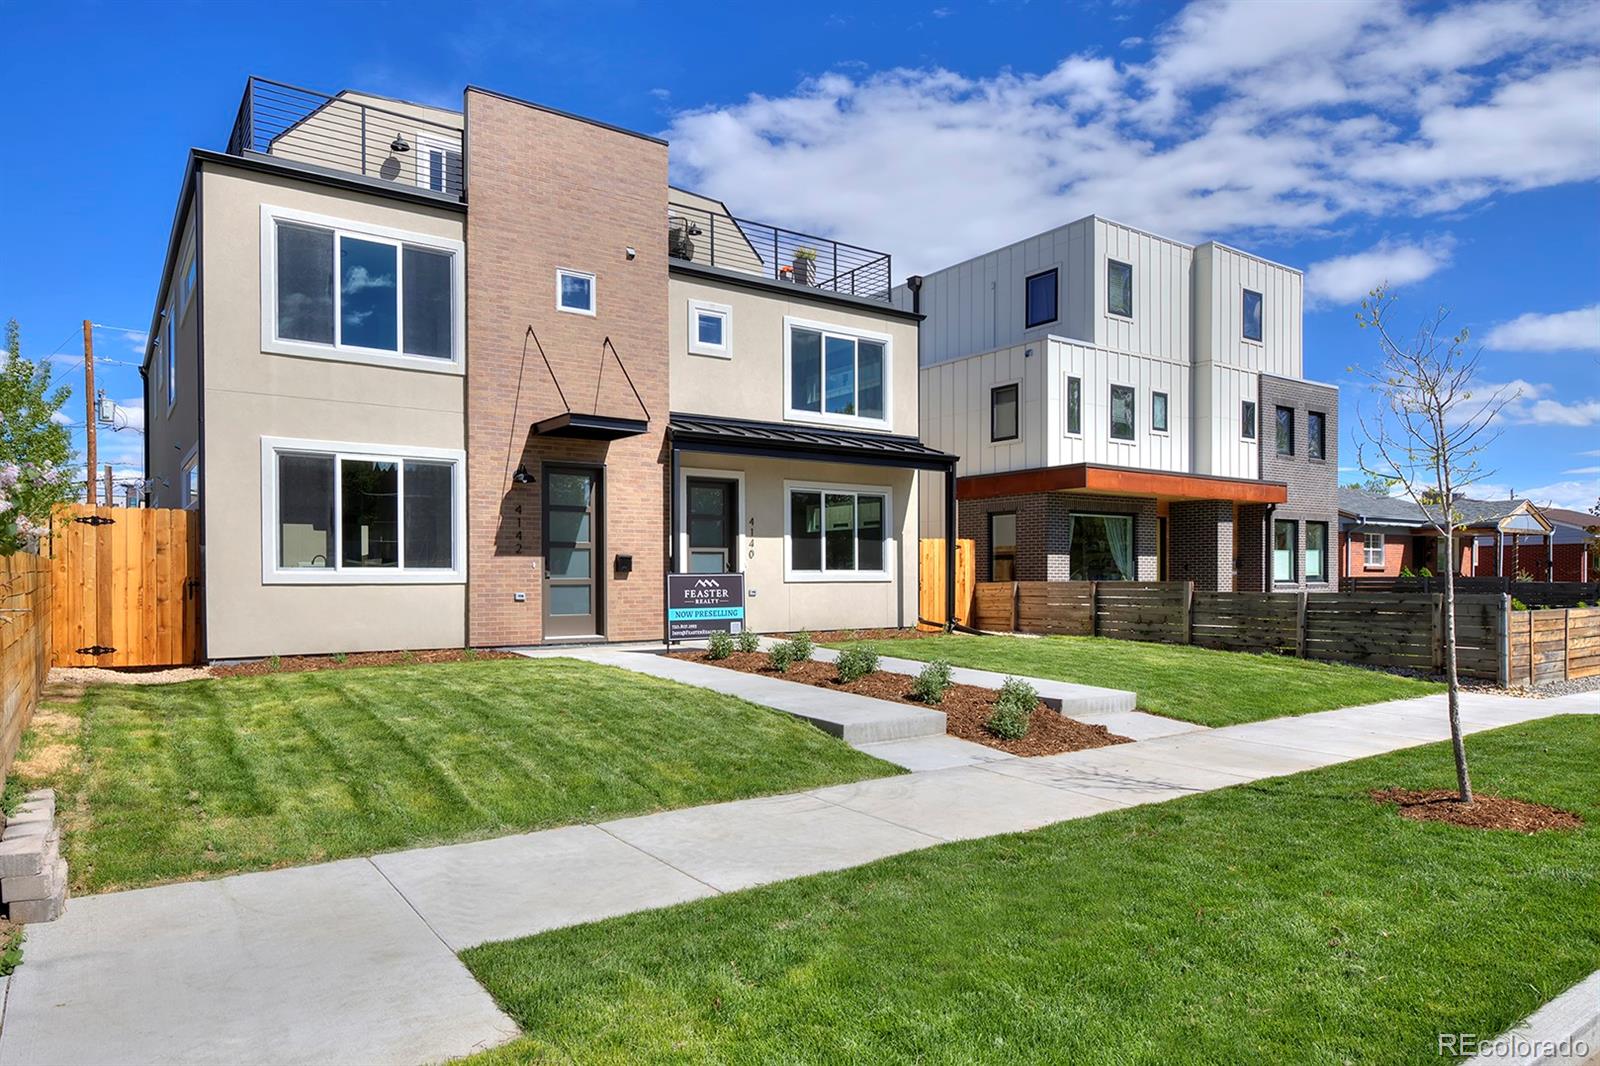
<box><xmin>1241</xmin><ymin>400</ymin><xmax>1257</xmax><ymax>440</ymax></box>
<box><xmin>990</xmin><ymin>382</ymin><xmax>1020</xmax><ymax>443</ymax></box>
<box><xmin>1151</xmin><ymin>390</ymin><xmax>1169</xmax><ymax>434</ymax></box>
<box><xmin>1307</xmin><ymin>410</ymin><xmax>1326</xmax><ymax>461</ymax></box>
<box><xmin>1306</xmin><ymin>521</ymin><xmax>1329</xmax><ymax>583</ymax></box>
<box><xmin>1273</xmin><ymin>518</ymin><xmax>1298</xmax><ymax>584</ymax></box>
<box><xmin>1066</xmin><ymin>375</ymin><xmax>1082</xmax><ymax>436</ymax></box>
<box><xmin>1275</xmin><ymin>405</ymin><xmax>1295</xmax><ymax>456</ymax></box>
<box><xmin>1024</xmin><ymin>268</ymin><xmax>1058</xmax><ymax>329</ymax></box>
<box><xmin>1106</xmin><ymin>259</ymin><xmax>1133</xmax><ymax>319</ymax></box>
<box><xmin>1242</xmin><ymin>288</ymin><xmax>1264</xmax><ymax>343</ymax></box>
<box><xmin>989</xmin><ymin>511</ymin><xmax>1018</xmax><ymax>582</ymax></box>
<box><xmin>1109</xmin><ymin>383</ymin><xmax>1136</xmax><ymax>441</ymax></box>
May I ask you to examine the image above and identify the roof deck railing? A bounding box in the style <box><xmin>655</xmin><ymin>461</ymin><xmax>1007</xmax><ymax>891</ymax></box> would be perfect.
<box><xmin>226</xmin><ymin>76</ymin><xmax>464</xmax><ymax>198</ymax></box>
<box><xmin>667</xmin><ymin>198</ymin><xmax>893</xmax><ymax>303</ymax></box>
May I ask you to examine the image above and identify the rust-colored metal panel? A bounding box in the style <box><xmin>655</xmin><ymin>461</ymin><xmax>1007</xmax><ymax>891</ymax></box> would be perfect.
<box><xmin>958</xmin><ymin>463</ymin><xmax>1289</xmax><ymax>505</ymax></box>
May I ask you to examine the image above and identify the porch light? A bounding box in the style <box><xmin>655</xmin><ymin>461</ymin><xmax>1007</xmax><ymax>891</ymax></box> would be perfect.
<box><xmin>390</xmin><ymin>135</ymin><xmax>411</xmax><ymax>154</ymax></box>
<box><xmin>512</xmin><ymin>464</ymin><xmax>536</xmax><ymax>485</ymax></box>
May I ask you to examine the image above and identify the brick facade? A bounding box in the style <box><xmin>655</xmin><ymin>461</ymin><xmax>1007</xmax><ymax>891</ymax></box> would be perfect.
<box><xmin>960</xmin><ymin>493</ymin><xmax>1159</xmax><ymax>582</ymax></box>
<box><xmin>1257</xmin><ymin>375</ymin><xmax>1339</xmax><ymax>591</ymax></box>
<box><xmin>464</xmin><ymin>90</ymin><xmax>669</xmax><ymax>645</ymax></box>
<box><xmin>1169</xmin><ymin>500</ymin><xmax>1234</xmax><ymax>590</ymax></box>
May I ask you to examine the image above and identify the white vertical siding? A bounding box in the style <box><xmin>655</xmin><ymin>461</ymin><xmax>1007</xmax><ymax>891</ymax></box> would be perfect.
<box><xmin>1048</xmin><ymin>338</ymin><xmax>1191</xmax><ymax>473</ymax></box>
<box><xmin>1092</xmin><ymin>219</ymin><xmax>1193</xmax><ymax>362</ymax></box>
<box><xmin>918</xmin><ymin>342</ymin><xmax>1047</xmax><ymax>478</ymax></box>
<box><xmin>1193</xmin><ymin>363</ymin><xmax>1259</xmax><ymax>479</ymax></box>
<box><xmin>1193</xmin><ymin>243</ymin><xmax>1302</xmax><ymax>377</ymax></box>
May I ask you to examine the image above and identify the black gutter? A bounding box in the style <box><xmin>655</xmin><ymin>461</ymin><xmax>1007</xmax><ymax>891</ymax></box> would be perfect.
<box><xmin>195</xmin><ymin>148</ymin><xmax>467</xmax><ymax>210</ymax></box>
<box><xmin>669</xmin><ymin>260</ymin><xmax>923</xmax><ymax>322</ymax></box>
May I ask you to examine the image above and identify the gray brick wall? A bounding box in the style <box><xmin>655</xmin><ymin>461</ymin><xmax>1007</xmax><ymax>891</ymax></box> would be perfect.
<box><xmin>960</xmin><ymin>493</ymin><xmax>1158</xmax><ymax>581</ymax></box>
<box><xmin>1169</xmin><ymin>500</ymin><xmax>1234</xmax><ymax>590</ymax></box>
<box><xmin>1258</xmin><ymin>375</ymin><xmax>1340</xmax><ymax>591</ymax></box>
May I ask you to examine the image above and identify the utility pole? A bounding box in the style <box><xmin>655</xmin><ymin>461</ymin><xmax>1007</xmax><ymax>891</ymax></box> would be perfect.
<box><xmin>82</xmin><ymin>319</ymin><xmax>97</xmax><ymax>505</ymax></box>
<box><xmin>104</xmin><ymin>464</ymin><xmax>114</xmax><ymax>509</ymax></box>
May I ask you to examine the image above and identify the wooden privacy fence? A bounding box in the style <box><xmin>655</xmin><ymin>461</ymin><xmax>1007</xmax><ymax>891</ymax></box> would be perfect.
<box><xmin>1</xmin><ymin>554</ymin><xmax>52</xmax><ymax>789</ymax></box>
<box><xmin>1506</xmin><ymin>606</ymin><xmax>1600</xmax><ymax>686</ymax></box>
<box><xmin>918</xmin><ymin>538</ymin><xmax>975</xmax><ymax>629</ymax></box>
<box><xmin>971</xmin><ymin>580</ymin><xmax>1520</xmax><ymax>682</ymax></box>
<box><xmin>1346</xmin><ymin>576</ymin><xmax>1600</xmax><ymax>608</ymax></box>
<box><xmin>46</xmin><ymin>505</ymin><xmax>200</xmax><ymax>668</ymax></box>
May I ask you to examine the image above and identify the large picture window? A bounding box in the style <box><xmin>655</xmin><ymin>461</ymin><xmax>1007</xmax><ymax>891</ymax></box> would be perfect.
<box><xmin>263</xmin><ymin>206</ymin><xmax>463</xmax><ymax>370</ymax></box>
<box><xmin>786</xmin><ymin>484</ymin><xmax>889</xmax><ymax>580</ymax></box>
<box><xmin>786</xmin><ymin>319</ymin><xmax>889</xmax><ymax>427</ymax></box>
<box><xmin>262</xmin><ymin>437</ymin><xmax>464</xmax><ymax>583</ymax></box>
<box><xmin>1068</xmin><ymin>513</ymin><xmax>1134</xmax><ymax>581</ymax></box>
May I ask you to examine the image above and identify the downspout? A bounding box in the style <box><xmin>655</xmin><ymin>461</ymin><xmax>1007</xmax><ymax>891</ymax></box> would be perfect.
<box><xmin>1264</xmin><ymin>503</ymin><xmax>1277</xmax><ymax>590</ymax></box>
<box><xmin>945</xmin><ymin>460</ymin><xmax>957</xmax><ymax>631</ymax></box>
<box><xmin>667</xmin><ymin>438</ymin><xmax>679</xmax><ymax>644</ymax></box>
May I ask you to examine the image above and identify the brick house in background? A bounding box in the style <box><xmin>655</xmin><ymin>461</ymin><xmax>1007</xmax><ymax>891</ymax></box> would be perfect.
<box><xmin>1336</xmin><ymin>488</ymin><xmax>1574</xmax><ymax>581</ymax></box>
<box><xmin>139</xmin><ymin>77</ymin><xmax>954</xmax><ymax>659</ymax></box>
<box><xmin>906</xmin><ymin>216</ymin><xmax>1339</xmax><ymax>592</ymax></box>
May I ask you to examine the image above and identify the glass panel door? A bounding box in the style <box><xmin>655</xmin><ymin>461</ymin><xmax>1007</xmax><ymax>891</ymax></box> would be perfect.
<box><xmin>543</xmin><ymin>467</ymin><xmax>601</xmax><ymax>638</ymax></box>
<box><xmin>686</xmin><ymin>477</ymin><xmax>738</xmax><ymax>574</ymax></box>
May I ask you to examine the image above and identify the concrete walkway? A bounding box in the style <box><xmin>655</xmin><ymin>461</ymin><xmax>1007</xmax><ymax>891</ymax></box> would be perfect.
<box><xmin>2</xmin><ymin>690</ymin><xmax>1593</xmax><ymax>1066</ymax></box>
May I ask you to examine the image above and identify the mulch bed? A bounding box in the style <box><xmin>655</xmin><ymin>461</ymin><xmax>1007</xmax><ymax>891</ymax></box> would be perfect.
<box><xmin>1370</xmin><ymin>788</ymin><xmax>1583</xmax><ymax>833</ymax></box>
<box><xmin>809</xmin><ymin>627</ymin><xmax>943</xmax><ymax>643</ymax></box>
<box><xmin>212</xmin><ymin>648</ymin><xmax>521</xmax><ymax>678</ymax></box>
<box><xmin>672</xmin><ymin>650</ymin><xmax>1130</xmax><ymax>757</ymax></box>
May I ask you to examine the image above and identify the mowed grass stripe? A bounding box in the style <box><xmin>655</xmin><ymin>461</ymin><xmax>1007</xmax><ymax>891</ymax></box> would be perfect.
<box><xmin>24</xmin><ymin>658</ymin><xmax>895</xmax><ymax>893</ymax></box>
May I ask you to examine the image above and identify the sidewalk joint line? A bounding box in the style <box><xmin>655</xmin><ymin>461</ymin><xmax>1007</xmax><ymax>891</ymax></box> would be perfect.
<box><xmin>590</xmin><ymin>823</ymin><xmax>727</xmax><ymax>896</ymax></box>
<box><xmin>366</xmin><ymin>856</ymin><xmax>459</xmax><ymax>954</ymax></box>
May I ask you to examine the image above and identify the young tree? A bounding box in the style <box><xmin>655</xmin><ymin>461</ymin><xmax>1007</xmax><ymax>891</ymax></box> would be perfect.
<box><xmin>1352</xmin><ymin>287</ymin><xmax>1518</xmax><ymax>803</ymax></box>
<box><xmin>0</xmin><ymin>318</ymin><xmax>78</xmax><ymax>555</ymax></box>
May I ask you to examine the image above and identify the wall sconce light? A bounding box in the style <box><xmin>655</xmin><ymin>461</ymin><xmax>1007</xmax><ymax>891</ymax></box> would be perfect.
<box><xmin>390</xmin><ymin>135</ymin><xmax>411</xmax><ymax>154</ymax></box>
<box><xmin>625</xmin><ymin>246</ymin><xmax>637</xmax><ymax>260</ymax></box>
<box><xmin>512</xmin><ymin>464</ymin><xmax>536</xmax><ymax>485</ymax></box>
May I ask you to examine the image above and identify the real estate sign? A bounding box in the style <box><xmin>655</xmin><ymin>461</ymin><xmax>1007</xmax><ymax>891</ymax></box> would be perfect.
<box><xmin>666</xmin><ymin>573</ymin><xmax>746</xmax><ymax>640</ymax></box>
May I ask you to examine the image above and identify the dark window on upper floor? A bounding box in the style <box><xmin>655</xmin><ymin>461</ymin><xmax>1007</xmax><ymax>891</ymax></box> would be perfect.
<box><xmin>1242</xmin><ymin>289</ymin><xmax>1263</xmax><ymax>342</ymax></box>
<box><xmin>1025</xmin><ymin>269</ymin><xmax>1058</xmax><ymax>329</ymax></box>
<box><xmin>1308</xmin><ymin>410</ymin><xmax>1326</xmax><ymax>460</ymax></box>
<box><xmin>1151</xmin><ymin>391</ymin><xmax>1169</xmax><ymax>433</ymax></box>
<box><xmin>1241</xmin><ymin>400</ymin><xmax>1257</xmax><ymax>440</ymax></box>
<box><xmin>991</xmin><ymin>383</ymin><xmax>1019</xmax><ymax>442</ymax></box>
<box><xmin>1066</xmin><ymin>376</ymin><xmax>1082</xmax><ymax>435</ymax></box>
<box><xmin>1276</xmin><ymin>405</ymin><xmax>1295</xmax><ymax>456</ymax></box>
<box><xmin>1107</xmin><ymin>260</ymin><xmax>1133</xmax><ymax>318</ymax></box>
<box><xmin>1110</xmin><ymin>384</ymin><xmax>1136</xmax><ymax>441</ymax></box>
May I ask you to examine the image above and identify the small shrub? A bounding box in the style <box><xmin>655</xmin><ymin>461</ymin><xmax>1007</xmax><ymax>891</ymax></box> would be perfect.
<box><xmin>910</xmin><ymin>659</ymin><xmax>953</xmax><ymax>704</ymax></box>
<box><xmin>735</xmin><ymin>629</ymin><xmax>761</xmax><ymax>654</ymax></box>
<box><xmin>788</xmin><ymin>631</ymin><xmax>815</xmax><ymax>662</ymax></box>
<box><xmin>835</xmin><ymin>644</ymin><xmax>880</xmax><ymax>684</ymax></box>
<box><xmin>1418</xmin><ymin>566</ymin><xmax>1433</xmax><ymax>578</ymax></box>
<box><xmin>1577</xmin><ymin>601</ymin><xmax>1589</xmax><ymax>609</ymax></box>
<box><xmin>401</xmin><ymin>649</ymin><xmax>417</xmax><ymax>664</ymax></box>
<box><xmin>768</xmin><ymin>642</ymin><xmax>796</xmax><ymax>673</ymax></box>
<box><xmin>462</xmin><ymin>647</ymin><xmax>478</xmax><ymax>661</ymax></box>
<box><xmin>986</xmin><ymin>676</ymin><xmax>1039</xmax><ymax>740</ymax></box>
<box><xmin>1399</xmin><ymin>566</ymin><xmax>1415</xmax><ymax>578</ymax></box>
<box><xmin>332</xmin><ymin>652</ymin><xmax>348</xmax><ymax>664</ymax></box>
<box><xmin>1511</xmin><ymin>597</ymin><xmax>1529</xmax><ymax>611</ymax></box>
<box><xmin>707</xmin><ymin>630</ymin><xmax>735</xmax><ymax>660</ymax></box>
<box><xmin>266</xmin><ymin>655</ymin><xmax>282</xmax><ymax>672</ymax></box>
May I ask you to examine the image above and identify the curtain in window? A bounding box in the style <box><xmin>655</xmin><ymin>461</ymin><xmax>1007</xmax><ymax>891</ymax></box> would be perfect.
<box><xmin>1103</xmin><ymin>516</ymin><xmax>1133</xmax><ymax>580</ymax></box>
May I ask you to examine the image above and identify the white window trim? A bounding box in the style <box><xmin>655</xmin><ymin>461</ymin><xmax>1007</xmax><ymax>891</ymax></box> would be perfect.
<box><xmin>1108</xmin><ymin>381</ymin><xmax>1137</xmax><ymax>445</ymax></box>
<box><xmin>259</xmin><ymin>204</ymin><xmax>465</xmax><ymax>375</ymax></box>
<box><xmin>179</xmin><ymin>445</ymin><xmax>199</xmax><ymax>510</ymax></box>
<box><xmin>687</xmin><ymin>299</ymin><xmax>732</xmax><ymax>359</ymax></box>
<box><xmin>1063</xmin><ymin>373</ymin><xmax>1083</xmax><ymax>438</ymax></box>
<box><xmin>674</xmin><ymin>467</ymin><xmax>747</xmax><ymax>575</ymax></box>
<box><xmin>413</xmin><ymin>131</ymin><xmax>462</xmax><ymax>194</ymax></box>
<box><xmin>783</xmin><ymin>479</ymin><xmax>894</xmax><ymax>583</ymax></box>
<box><xmin>782</xmin><ymin>315</ymin><xmax>894</xmax><ymax>431</ymax></box>
<box><xmin>164</xmin><ymin>303</ymin><xmax>178</xmax><ymax>413</ymax></box>
<box><xmin>556</xmin><ymin>268</ymin><xmax>597</xmax><ymax>316</ymax></box>
<box><xmin>1363</xmin><ymin>532</ymin><xmax>1386</xmax><ymax>570</ymax></box>
<box><xmin>1241</xmin><ymin>287</ymin><xmax>1265</xmax><ymax>346</ymax></box>
<box><xmin>1150</xmin><ymin>390</ymin><xmax>1170</xmax><ymax>436</ymax></box>
<box><xmin>260</xmin><ymin>435</ymin><xmax>467</xmax><ymax>585</ymax></box>
<box><xmin>1240</xmin><ymin>400</ymin><xmax>1258</xmax><ymax>442</ymax></box>
<box><xmin>990</xmin><ymin>378</ymin><xmax>1022</xmax><ymax>444</ymax></box>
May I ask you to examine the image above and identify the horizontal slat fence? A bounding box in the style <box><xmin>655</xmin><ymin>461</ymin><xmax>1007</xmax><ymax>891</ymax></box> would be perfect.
<box><xmin>1</xmin><ymin>554</ymin><xmax>52</xmax><ymax>791</ymax></box>
<box><xmin>1347</xmin><ymin>576</ymin><xmax>1600</xmax><ymax>608</ymax></box>
<box><xmin>965</xmin><ymin>580</ymin><xmax>1592</xmax><ymax>685</ymax></box>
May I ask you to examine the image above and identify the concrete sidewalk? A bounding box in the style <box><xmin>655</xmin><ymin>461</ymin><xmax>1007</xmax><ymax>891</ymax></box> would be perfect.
<box><xmin>3</xmin><ymin>690</ymin><xmax>1593</xmax><ymax>1066</ymax></box>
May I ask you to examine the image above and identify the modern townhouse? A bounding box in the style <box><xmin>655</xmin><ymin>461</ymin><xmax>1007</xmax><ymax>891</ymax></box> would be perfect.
<box><xmin>905</xmin><ymin>215</ymin><xmax>1340</xmax><ymax>593</ymax></box>
<box><xmin>141</xmin><ymin>77</ymin><xmax>952</xmax><ymax>659</ymax></box>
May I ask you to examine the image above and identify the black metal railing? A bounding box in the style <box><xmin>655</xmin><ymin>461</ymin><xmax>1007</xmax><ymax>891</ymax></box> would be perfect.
<box><xmin>667</xmin><ymin>199</ymin><xmax>892</xmax><ymax>303</ymax></box>
<box><xmin>226</xmin><ymin>76</ymin><xmax>464</xmax><ymax>198</ymax></box>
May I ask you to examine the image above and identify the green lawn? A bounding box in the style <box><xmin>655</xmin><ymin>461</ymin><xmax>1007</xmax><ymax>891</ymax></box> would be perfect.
<box><xmin>18</xmin><ymin>659</ymin><xmax>894</xmax><ymax>893</ymax></box>
<box><xmin>463</xmin><ymin>715</ymin><xmax>1599</xmax><ymax>1065</ymax></box>
<box><xmin>823</xmin><ymin>633</ymin><xmax>1443</xmax><ymax>726</ymax></box>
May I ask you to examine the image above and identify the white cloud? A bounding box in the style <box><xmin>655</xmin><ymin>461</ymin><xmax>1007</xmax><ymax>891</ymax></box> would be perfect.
<box><xmin>1566</xmin><ymin>466</ymin><xmax>1600</xmax><ymax>475</ymax></box>
<box><xmin>1502</xmin><ymin>478</ymin><xmax>1600</xmax><ymax>512</ymax></box>
<box><xmin>1482</xmin><ymin>305</ymin><xmax>1600</xmax><ymax>352</ymax></box>
<box><xmin>49</xmin><ymin>410</ymin><xmax>73</xmax><ymax>426</ymax></box>
<box><xmin>1464</xmin><ymin>379</ymin><xmax>1600</xmax><ymax>427</ymax></box>
<box><xmin>118</xmin><ymin>329</ymin><xmax>148</xmax><ymax>355</ymax></box>
<box><xmin>660</xmin><ymin>0</ymin><xmax>1600</xmax><ymax>275</ymax></box>
<box><xmin>1305</xmin><ymin>238</ymin><xmax>1454</xmax><ymax>307</ymax></box>
<box><xmin>111</xmin><ymin>398</ymin><xmax>145</xmax><ymax>434</ymax></box>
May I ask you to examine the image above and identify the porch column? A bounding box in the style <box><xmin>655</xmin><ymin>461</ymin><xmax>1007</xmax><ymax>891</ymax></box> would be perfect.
<box><xmin>945</xmin><ymin>462</ymin><xmax>958</xmax><ymax>630</ymax></box>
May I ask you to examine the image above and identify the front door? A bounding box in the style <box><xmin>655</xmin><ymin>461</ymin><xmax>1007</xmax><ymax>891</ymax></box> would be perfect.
<box><xmin>543</xmin><ymin>466</ymin><xmax>602</xmax><ymax>638</ymax></box>
<box><xmin>686</xmin><ymin>477</ymin><xmax>739</xmax><ymax>573</ymax></box>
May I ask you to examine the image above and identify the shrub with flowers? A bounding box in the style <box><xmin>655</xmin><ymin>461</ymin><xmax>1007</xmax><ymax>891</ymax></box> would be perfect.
<box><xmin>1</xmin><ymin>319</ymin><xmax>77</xmax><ymax>555</ymax></box>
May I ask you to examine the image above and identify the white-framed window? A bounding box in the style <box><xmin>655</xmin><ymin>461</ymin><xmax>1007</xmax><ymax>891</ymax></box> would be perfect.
<box><xmin>1109</xmin><ymin>383</ymin><xmax>1136</xmax><ymax>442</ymax></box>
<box><xmin>687</xmin><ymin>299</ymin><xmax>731</xmax><ymax>358</ymax></box>
<box><xmin>179</xmin><ymin>447</ymin><xmax>199</xmax><ymax>510</ymax></box>
<box><xmin>556</xmin><ymin>268</ymin><xmax>596</xmax><ymax>316</ymax></box>
<box><xmin>1151</xmin><ymin>390</ymin><xmax>1169</xmax><ymax>434</ymax></box>
<box><xmin>1363</xmin><ymin>532</ymin><xmax>1385</xmax><ymax>570</ymax></box>
<box><xmin>414</xmin><ymin>133</ymin><xmax>463</xmax><ymax>196</ymax></box>
<box><xmin>784</xmin><ymin>316</ymin><xmax>891</xmax><ymax>429</ymax></box>
<box><xmin>260</xmin><ymin>436</ymin><xmax>466</xmax><ymax>585</ymax></box>
<box><xmin>164</xmin><ymin>303</ymin><xmax>177</xmax><ymax>412</ymax></box>
<box><xmin>259</xmin><ymin>205</ymin><xmax>464</xmax><ymax>373</ymax></box>
<box><xmin>784</xmin><ymin>480</ymin><xmax>891</xmax><ymax>582</ymax></box>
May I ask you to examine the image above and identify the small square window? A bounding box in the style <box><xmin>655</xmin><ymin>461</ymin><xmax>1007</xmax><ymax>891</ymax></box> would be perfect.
<box><xmin>1107</xmin><ymin>260</ymin><xmax>1133</xmax><ymax>318</ymax></box>
<box><xmin>1242</xmin><ymin>289</ymin><xmax>1263</xmax><ymax>342</ymax></box>
<box><xmin>1241</xmin><ymin>400</ymin><xmax>1257</xmax><ymax>440</ymax></box>
<box><xmin>1025</xmin><ymin>269</ymin><xmax>1058</xmax><ymax>329</ymax></box>
<box><xmin>1151</xmin><ymin>391</ymin><xmax>1169</xmax><ymax>433</ymax></box>
<box><xmin>688</xmin><ymin>300</ymin><xmax>731</xmax><ymax>358</ymax></box>
<box><xmin>991</xmin><ymin>383</ymin><xmax>1019</xmax><ymax>442</ymax></box>
<box><xmin>556</xmin><ymin>269</ymin><xmax>595</xmax><ymax>315</ymax></box>
<box><xmin>1364</xmin><ymin>532</ymin><xmax>1385</xmax><ymax>569</ymax></box>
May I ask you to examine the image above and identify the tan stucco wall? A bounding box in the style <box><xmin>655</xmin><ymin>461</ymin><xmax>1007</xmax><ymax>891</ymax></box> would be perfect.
<box><xmin>199</xmin><ymin>161</ymin><xmax>467</xmax><ymax>659</ymax></box>
<box><xmin>145</xmin><ymin>210</ymin><xmax>201</xmax><ymax>508</ymax></box>
<box><xmin>668</xmin><ymin>275</ymin><xmax>921</xmax><ymax>437</ymax></box>
<box><xmin>677</xmin><ymin>452</ymin><xmax>918</xmax><ymax>633</ymax></box>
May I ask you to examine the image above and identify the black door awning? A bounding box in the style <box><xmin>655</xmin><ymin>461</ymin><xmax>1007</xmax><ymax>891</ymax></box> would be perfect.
<box><xmin>669</xmin><ymin>412</ymin><xmax>958</xmax><ymax>471</ymax></box>
<box><xmin>533</xmin><ymin>412</ymin><xmax>649</xmax><ymax>440</ymax></box>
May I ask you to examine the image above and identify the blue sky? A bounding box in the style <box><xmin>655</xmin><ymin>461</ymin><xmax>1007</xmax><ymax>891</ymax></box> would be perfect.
<box><xmin>5</xmin><ymin>0</ymin><xmax>1597</xmax><ymax>508</ymax></box>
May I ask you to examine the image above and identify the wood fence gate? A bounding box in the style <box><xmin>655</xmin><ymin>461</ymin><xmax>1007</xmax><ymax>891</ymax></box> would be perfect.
<box><xmin>46</xmin><ymin>505</ymin><xmax>200</xmax><ymax>667</ymax></box>
<box><xmin>918</xmin><ymin>538</ymin><xmax>975</xmax><ymax>629</ymax></box>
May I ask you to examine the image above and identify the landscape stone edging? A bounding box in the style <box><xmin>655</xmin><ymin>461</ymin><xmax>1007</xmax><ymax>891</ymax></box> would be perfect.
<box><xmin>0</xmin><ymin>789</ymin><xmax>68</xmax><ymax>923</ymax></box>
<box><xmin>1464</xmin><ymin>969</ymin><xmax>1600</xmax><ymax>1066</ymax></box>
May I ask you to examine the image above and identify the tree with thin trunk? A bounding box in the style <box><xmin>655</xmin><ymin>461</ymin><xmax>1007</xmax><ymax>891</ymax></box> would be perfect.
<box><xmin>1352</xmin><ymin>287</ymin><xmax>1518</xmax><ymax>804</ymax></box>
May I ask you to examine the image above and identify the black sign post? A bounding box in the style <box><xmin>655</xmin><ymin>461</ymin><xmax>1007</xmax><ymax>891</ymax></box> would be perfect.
<box><xmin>666</xmin><ymin>573</ymin><xmax>747</xmax><ymax>641</ymax></box>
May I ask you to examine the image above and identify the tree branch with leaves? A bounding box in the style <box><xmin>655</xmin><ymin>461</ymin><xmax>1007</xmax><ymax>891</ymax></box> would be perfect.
<box><xmin>1351</xmin><ymin>286</ymin><xmax>1518</xmax><ymax>803</ymax></box>
<box><xmin>0</xmin><ymin>318</ymin><xmax>78</xmax><ymax>555</ymax></box>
